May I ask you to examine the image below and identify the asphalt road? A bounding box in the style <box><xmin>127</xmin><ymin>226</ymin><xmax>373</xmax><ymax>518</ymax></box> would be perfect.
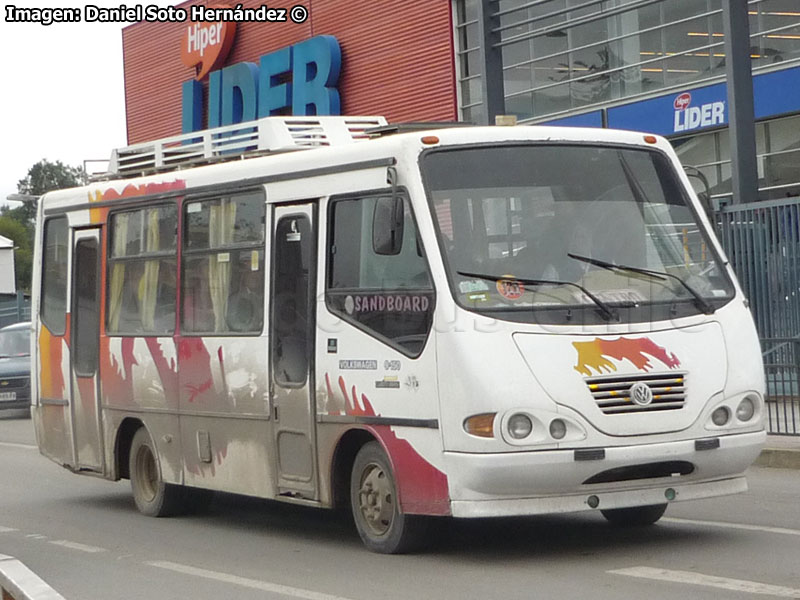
<box><xmin>1</xmin><ymin>414</ymin><xmax>799</xmax><ymax>600</ymax></box>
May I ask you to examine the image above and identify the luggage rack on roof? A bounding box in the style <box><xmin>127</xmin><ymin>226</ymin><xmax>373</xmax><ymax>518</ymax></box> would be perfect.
<box><xmin>99</xmin><ymin>115</ymin><xmax>388</xmax><ymax>180</ymax></box>
<box><xmin>365</xmin><ymin>121</ymin><xmax>473</xmax><ymax>137</ymax></box>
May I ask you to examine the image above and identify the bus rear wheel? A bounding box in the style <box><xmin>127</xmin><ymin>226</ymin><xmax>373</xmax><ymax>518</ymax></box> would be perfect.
<box><xmin>350</xmin><ymin>441</ymin><xmax>425</xmax><ymax>554</ymax></box>
<box><xmin>129</xmin><ymin>428</ymin><xmax>184</xmax><ymax>517</ymax></box>
<box><xmin>601</xmin><ymin>503</ymin><xmax>667</xmax><ymax>527</ymax></box>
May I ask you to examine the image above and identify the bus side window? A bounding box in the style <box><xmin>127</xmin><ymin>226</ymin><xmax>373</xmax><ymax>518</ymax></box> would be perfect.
<box><xmin>41</xmin><ymin>217</ymin><xmax>69</xmax><ymax>335</ymax></box>
<box><xmin>181</xmin><ymin>192</ymin><xmax>265</xmax><ymax>335</ymax></box>
<box><xmin>326</xmin><ymin>194</ymin><xmax>434</xmax><ymax>357</ymax></box>
<box><xmin>107</xmin><ymin>205</ymin><xmax>177</xmax><ymax>336</ymax></box>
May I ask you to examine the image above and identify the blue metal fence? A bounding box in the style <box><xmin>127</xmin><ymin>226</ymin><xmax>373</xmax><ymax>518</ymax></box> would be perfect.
<box><xmin>0</xmin><ymin>292</ymin><xmax>30</xmax><ymax>328</ymax></box>
<box><xmin>717</xmin><ymin>196</ymin><xmax>800</xmax><ymax>435</ymax></box>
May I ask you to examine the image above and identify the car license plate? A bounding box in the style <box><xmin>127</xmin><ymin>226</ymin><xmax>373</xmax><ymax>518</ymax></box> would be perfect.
<box><xmin>0</xmin><ymin>391</ymin><xmax>16</xmax><ymax>401</ymax></box>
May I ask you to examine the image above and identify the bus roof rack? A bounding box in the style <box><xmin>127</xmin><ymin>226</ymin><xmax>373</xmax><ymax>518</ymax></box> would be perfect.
<box><xmin>366</xmin><ymin>121</ymin><xmax>473</xmax><ymax>137</ymax></box>
<box><xmin>101</xmin><ymin>115</ymin><xmax>388</xmax><ymax>180</ymax></box>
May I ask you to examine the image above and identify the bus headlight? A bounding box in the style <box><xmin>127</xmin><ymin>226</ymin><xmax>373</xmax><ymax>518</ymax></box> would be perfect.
<box><xmin>508</xmin><ymin>413</ymin><xmax>533</xmax><ymax>439</ymax></box>
<box><xmin>736</xmin><ymin>396</ymin><xmax>756</xmax><ymax>422</ymax></box>
<box><xmin>711</xmin><ymin>406</ymin><xmax>730</xmax><ymax>426</ymax></box>
<box><xmin>549</xmin><ymin>419</ymin><xmax>567</xmax><ymax>440</ymax></box>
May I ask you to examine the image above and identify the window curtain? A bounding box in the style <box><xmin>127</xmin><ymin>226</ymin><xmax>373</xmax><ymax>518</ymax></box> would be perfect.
<box><xmin>208</xmin><ymin>200</ymin><xmax>237</xmax><ymax>332</ymax></box>
<box><xmin>108</xmin><ymin>213</ymin><xmax>128</xmax><ymax>331</ymax></box>
<box><xmin>141</xmin><ymin>208</ymin><xmax>161</xmax><ymax>330</ymax></box>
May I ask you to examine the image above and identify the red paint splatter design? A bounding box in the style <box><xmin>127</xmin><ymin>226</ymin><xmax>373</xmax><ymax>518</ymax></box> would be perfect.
<box><xmin>325</xmin><ymin>373</ymin><xmax>450</xmax><ymax>516</ymax></box>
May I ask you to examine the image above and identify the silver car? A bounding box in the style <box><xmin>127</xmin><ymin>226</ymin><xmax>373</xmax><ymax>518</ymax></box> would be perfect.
<box><xmin>0</xmin><ymin>321</ymin><xmax>31</xmax><ymax>415</ymax></box>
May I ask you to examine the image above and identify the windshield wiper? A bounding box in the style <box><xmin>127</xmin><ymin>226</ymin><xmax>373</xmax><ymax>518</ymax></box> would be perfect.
<box><xmin>567</xmin><ymin>253</ymin><xmax>716</xmax><ymax>315</ymax></box>
<box><xmin>457</xmin><ymin>270</ymin><xmax>618</xmax><ymax>321</ymax></box>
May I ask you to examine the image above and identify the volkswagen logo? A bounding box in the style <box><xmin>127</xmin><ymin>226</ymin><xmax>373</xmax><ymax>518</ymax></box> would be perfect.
<box><xmin>630</xmin><ymin>382</ymin><xmax>654</xmax><ymax>406</ymax></box>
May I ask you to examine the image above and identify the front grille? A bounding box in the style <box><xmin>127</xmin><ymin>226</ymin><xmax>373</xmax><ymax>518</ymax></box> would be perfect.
<box><xmin>585</xmin><ymin>372</ymin><xmax>687</xmax><ymax>414</ymax></box>
<box><xmin>0</xmin><ymin>376</ymin><xmax>29</xmax><ymax>390</ymax></box>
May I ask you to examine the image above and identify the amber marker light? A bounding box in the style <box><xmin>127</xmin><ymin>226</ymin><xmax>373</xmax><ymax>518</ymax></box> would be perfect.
<box><xmin>464</xmin><ymin>413</ymin><xmax>497</xmax><ymax>438</ymax></box>
<box><xmin>421</xmin><ymin>135</ymin><xmax>440</xmax><ymax>145</ymax></box>
<box><xmin>644</xmin><ymin>135</ymin><xmax>658</xmax><ymax>144</ymax></box>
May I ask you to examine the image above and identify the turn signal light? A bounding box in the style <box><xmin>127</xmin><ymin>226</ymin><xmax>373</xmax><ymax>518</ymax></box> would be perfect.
<box><xmin>644</xmin><ymin>135</ymin><xmax>658</xmax><ymax>144</ymax></box>
<box><xmin>421</xmin><ymin>135</ymin><xmax>440</xmax><ymax>145</ymax></box>
<box><xmin>464</xmin><ymin>413</ymin><xmax>496</xmax><ymax>438</ymax></box>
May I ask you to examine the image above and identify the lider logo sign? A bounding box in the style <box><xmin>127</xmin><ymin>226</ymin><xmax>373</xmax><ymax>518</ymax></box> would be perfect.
<box><xmin>181</xmin><ymin>16</ymin><xmax>237</xmax><ymax>80</ymax></box>
<box><xmin>673</xmin><ymin>92</ymin><xmax>692</xmax><ymax>111</ymax></box>
<box><xmin>673</xmin><ymin>91</ymin><xmax>725</xmax><ymax>133</ymax></box>
<box><xmin>182</xmin><ymin>34</ymin><xmax>343</xmax><ymax>134</ymax></box>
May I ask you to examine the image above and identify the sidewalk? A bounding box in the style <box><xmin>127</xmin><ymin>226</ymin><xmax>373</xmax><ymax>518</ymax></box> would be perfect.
<box><xmin>755</xmin><ymin>434</ymin><xmax>800</xmax><ymax>469</ymax></box>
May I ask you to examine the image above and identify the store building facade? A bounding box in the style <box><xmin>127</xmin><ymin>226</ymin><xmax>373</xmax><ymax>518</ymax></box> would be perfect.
<box><xmin>454</xmin><ymin>0</ymin><xmax>800</xmax><ymax>203</ymax></box>
<box><xmin>123</xmin><ymin>0</ymin><xmax>800</xmax><ymax>203</ymax></box>
<box><xmin>122</xmin><ymin>1</ymin><xmax>458</xmax><ymax>145</ymax></box>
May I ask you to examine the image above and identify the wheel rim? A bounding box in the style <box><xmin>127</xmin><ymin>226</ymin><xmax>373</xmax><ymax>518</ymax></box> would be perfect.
<box><xmin>134</xmin><ymin>444</ymin><xmax>158</xmax><ymax>503</ymax></box>
<box><xmin>356</xmin><ymin>461</ymin><xmax>395</xmax><ymax>537</ymax></box>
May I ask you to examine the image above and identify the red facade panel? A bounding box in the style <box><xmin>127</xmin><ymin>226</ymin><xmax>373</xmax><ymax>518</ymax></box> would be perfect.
<box><xmin>312</xmin><ymin>1</ymin><xmax>457</xmax><ymax>124</ymax></box>
<box><xmin>123</xmin><ymin>1</ymin><xmax>456</xmax><ymax>144</ymax></box>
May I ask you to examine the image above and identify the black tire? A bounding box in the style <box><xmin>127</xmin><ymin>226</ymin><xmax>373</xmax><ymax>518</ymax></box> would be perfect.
<box><xmin>601</xmin><ymin>503</ymin><xmax>667</xmax><ymax>527</ymax></box>
<box><xmin>129</xmin><ymin>428</ymin><xmax>184</xmax><ymax>517</ymax></box>
<box><xmin>350</xmin><ymin>441</ymin><xmax>427</xmax><ymax>554</ymax></box>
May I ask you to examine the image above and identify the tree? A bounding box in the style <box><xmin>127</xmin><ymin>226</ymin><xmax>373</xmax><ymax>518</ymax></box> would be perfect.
<box><xmin>0</xmin><ymin>159</ymin><xmax>85</xmax><ymax>292</ymax></box>
<box><xmin>9</xmin><ymin>159</ymin><xmax>86</xmax><ymax>227</ymax></box>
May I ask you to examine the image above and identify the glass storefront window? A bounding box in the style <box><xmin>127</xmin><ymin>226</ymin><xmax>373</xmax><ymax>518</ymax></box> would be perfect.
<box><xmin>455</xmin><ymin>0</ymin><xmax>800</xmax><ymax>123</ymax></box>
<box><xmin>457</xmin><ymin>0</ymin><xmax>478</xmax><ymax>24</ymax></box>
<box><xmin>534</xmin><ymin>83</ymin><xmax>571</xmax><ymax>116</ymax></box>
<box><xmin>672</xmin><ymin>116</ymin><xmax>800</xmax><ymax>203</ymax></box>
<box><xmin>460</xmin><ymin>76</ymin><xmax>483</xmax><ymax>107</ymax></box>
<box><xmin>462</xmin><ymin>104</ymin><xmax>485</xmax><ymax>125</ymax></box>
<box><xmin>764</xmin><ymin>115</ymin><xmax>800</xmax><ymax>199</ymax></box>
<box><xmin>753</xmin><ymin>0</ymin><xmax>800</xmax><ymax>65</ymax></box>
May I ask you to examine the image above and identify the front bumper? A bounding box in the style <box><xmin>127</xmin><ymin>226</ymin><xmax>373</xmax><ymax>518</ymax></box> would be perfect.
<box><xmin>0</xmin><ymin>396</ymin><xmax>30</xmax><ymax>412</ymax></box>
<box><xmin>444</xmin><ymin>430</ymin><xmax>765</xmax><ymax>518</ymax></box>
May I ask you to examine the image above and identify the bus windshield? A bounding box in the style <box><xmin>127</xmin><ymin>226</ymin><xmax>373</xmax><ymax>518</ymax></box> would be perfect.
<box><xmin>422</xmin><ymin>144</ymin><xmax>734</xmax><ymax>324</ymax></box>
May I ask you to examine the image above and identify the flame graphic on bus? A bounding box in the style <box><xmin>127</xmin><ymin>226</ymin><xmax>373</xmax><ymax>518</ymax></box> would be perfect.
<box><xmin>573</xmin><ymin>337</ymin><xmax>681</xmax><ymax>377</ymax></box>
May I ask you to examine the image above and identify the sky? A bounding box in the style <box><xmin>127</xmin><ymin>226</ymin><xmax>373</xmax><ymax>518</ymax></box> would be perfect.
<box><xmin>0</xmin><ymin>1</ymin><xmax>177</xmax><ymax>207</ymax></box>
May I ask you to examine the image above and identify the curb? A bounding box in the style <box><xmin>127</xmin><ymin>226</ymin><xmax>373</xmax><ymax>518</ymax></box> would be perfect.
<box><xmin>754</xmin><ymin>448</ymin><xmax>800</xmax><ymax>470</ymax></box>
<box><xmin>0</xmin><ymin>554</ymin><xmax>65</xmax><ymax>600</ymax></box>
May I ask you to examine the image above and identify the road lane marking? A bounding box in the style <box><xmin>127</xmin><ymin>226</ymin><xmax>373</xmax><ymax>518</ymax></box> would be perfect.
<box><xmin>26</xmin><ymin>534</ymin><xmax>47</xmax><ymax>540</ymax></box>
<box><xmin>148</xmin><ymin>561</ymin><xmax>357</xmax><ymax>600</ymax></box>
<box><xmin>610</xmin><ymin>567</ymin><xmax>800</xmax><ymax>598</ymax></box>
<box><xmin>664</xmin><ymin>517</ymin><xmax>800</xmax><ymax>537</ymax></box>
<box><xmin>49</xmin><ymin>540</ymin><xmax>107</xmax><ymax>553</ymax></box>
<box><xmin>0</xmin><ymin>441</ymin><xmax>37</xmax><ymax>450</ymax></box>
<box><xmin>0</xmin><ymin>526</ymin><xmax>18</xmax><ymax>533</ymax></box>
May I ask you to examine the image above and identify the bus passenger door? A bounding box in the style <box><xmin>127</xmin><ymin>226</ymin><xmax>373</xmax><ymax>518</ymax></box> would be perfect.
<box><xmin>269</xmin><ymin>203</ymin><xmax>318</xmax><ymax>498</ymax></box>
<box><xmin>69</xmin><ymin>228</ymin><xmax>103</xmax><ymax>472</ymax></box>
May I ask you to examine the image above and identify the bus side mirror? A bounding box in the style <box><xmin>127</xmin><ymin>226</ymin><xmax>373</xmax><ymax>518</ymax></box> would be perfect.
<box><xmin>683</xmin><ymin>165</ymin><xmax>714</xmax><ymax>221</ymax></box>
<box><xmin>373</xmin><ymin>196</ymin><xmax>405</xmax><ymax>255</ymax></box>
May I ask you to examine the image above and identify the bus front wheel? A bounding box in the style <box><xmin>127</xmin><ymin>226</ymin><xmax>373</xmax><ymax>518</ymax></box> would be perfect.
<box><xmin>129</xmin><ymin>428</ymin><xmax>184</xmax><ymax>517</ymax></box>
<box><xmin>350</xmin><ymin>441</ymin><xmax>426</xmax><ymax>554</ymax></box>
<box><xmin>601</xmin><ymin>503</ymin><xmax>667</xmax><ymax>527</ymax></box>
